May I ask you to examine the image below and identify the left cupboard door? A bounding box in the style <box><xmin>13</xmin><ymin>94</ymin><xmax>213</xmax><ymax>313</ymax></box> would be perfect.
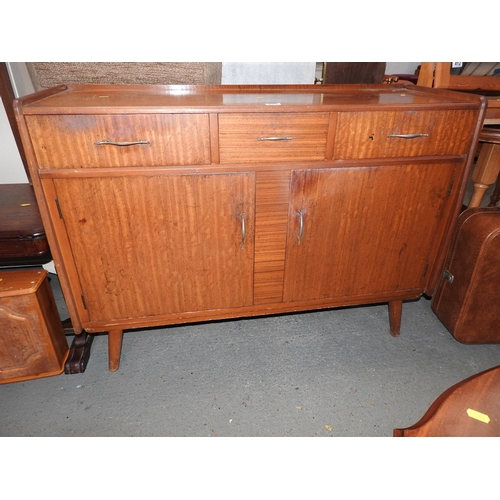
<box><xmin>50</xmin><ymin>172</ymin><xmax>256</xmax><ymax>322</ymax></box>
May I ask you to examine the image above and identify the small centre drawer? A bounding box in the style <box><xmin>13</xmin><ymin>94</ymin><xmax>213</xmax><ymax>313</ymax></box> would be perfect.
<box><xmin>25</xmin><ymin>114</ymin><xmax>211</xmax><ymax>168</ymax></box>
<box><xmin>333</xmin><ymin>110</ymin><xmax>478</xmax><ymax>159</ymax></box>
<box><xmin>219</xmin><ymin>113</ymin><xmax>330</xmax><ymax>163</ymax></box>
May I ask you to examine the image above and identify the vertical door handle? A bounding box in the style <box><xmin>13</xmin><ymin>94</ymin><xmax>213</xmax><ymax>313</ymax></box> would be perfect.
<box><xmin>240</xmin><ymin>212</ymin><xmax>246</xmax><ymax>250</ymax></box>
<box><xmin>297</xmin><ymin>208</ymin><xmax>305</xmax><ymax>246</ymax></box>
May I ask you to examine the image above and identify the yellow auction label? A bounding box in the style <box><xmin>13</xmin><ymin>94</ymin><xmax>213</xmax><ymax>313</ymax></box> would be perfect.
<box><xmin>467</xmin><ymin>408</ymin><xmax>490</xmax><ymax>424</ymax></box>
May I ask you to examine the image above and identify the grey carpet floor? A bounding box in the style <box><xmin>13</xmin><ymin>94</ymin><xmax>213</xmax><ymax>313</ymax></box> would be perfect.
<box><xmin>1</xmin><ymin>271</ymin><xmax>499</xmax><ymax>437</ymax></box>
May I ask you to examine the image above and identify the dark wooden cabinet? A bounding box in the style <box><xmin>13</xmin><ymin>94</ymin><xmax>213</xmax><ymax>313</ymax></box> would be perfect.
<box><xmin>14</xmin><ymin>84</ymin><xmax>486</xmax><ymax>371</ymax></box>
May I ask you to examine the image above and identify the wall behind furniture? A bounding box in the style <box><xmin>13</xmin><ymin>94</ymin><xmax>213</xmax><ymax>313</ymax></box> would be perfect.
<box><xmin>0</xmin><ymin>62</ymin><xmax>34</xmax><ymax>184</ymax></box>
<box><xmin>222</xmin><ymin>62</ymin><xmax>317</xmax><ymax>84</ymax></box>
<box><xmin>0</xmin><ymin>97</ymin><xmax>27</xmax><ymax>183</ymax></box>
<box><xmin>386</xmin><ymin>62</ymin><xmax>420</xmax><ymax>74</ymax></box>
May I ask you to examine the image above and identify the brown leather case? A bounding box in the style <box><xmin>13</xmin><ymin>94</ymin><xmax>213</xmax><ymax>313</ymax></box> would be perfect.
<box><xmin>431</xmin><ymin>207</ymin><xmax>500</xmax><ymax>343</ymax></box>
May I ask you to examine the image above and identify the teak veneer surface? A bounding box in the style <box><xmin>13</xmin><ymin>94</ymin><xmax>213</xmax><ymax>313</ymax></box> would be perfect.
<box><xmin>14</xmin><ymin>84</ymin><xmax>486</xmax><ymax>371</ymax></box>
<box><xmin>20</xmin><ymin>84</ymin><xmax>482</xmax><ymax>114</ymax></box>
<box><xmin>25</xmin><ymin>114</ymin><xmax>212</xmax><ymax>168</ymax></box>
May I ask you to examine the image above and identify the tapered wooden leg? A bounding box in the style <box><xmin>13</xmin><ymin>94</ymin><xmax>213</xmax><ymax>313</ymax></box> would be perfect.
<box><xmin>469</xmin><ymin>182</ymin><xmax>490</xmax><ymax>208</ymax></box>
<box><xmin>108</xmin><ymin>329</ymin><xmax>123</xmax><ymax>372</ymax></box>
<box><xmin>388</xmin><ymin>300</ymin><xmax>402</xmax><ymax>337</ymax></box>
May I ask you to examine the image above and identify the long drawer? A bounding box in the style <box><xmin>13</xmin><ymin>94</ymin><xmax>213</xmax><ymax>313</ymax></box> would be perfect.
<box><xmin>25</xmin><ymin>114</ymin><xmax>211</xmax><ymax>168</ymax></box>
<box><xmin>219</xmin><ymin>113</ymin><xmax>330</xmax><ymax>163</ymax></box>
<box><xmin>333</xmin><ymin>110</ymin><xmax>478</xmax><ymax>159</ymax></box>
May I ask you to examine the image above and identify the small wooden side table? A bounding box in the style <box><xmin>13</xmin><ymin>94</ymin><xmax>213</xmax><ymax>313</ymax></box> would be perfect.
<box><xmin>394</xmin><ymin>365</ymin><xmax>500</xmax><ymax>436</ymax></box>
<box><xmin>0</xmin><ymin>269</ymin><xmax>69</xmax><ymax>384</ymax></box>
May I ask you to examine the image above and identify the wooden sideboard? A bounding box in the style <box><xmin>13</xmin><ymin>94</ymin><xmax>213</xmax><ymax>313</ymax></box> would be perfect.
<box><xmin>14</xmin><ymin>84</ymin><xmax>486</xmax><ymax>371</ymax></box>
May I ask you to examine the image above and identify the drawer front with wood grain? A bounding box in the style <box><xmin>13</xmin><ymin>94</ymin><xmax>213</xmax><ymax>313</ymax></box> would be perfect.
<box><xmin>219</xmin><ymin>113</ymin><xmax>330</xmax><ymax>163</ymax></box>
<box><xmin>25</xmin><ymin>114</ymin><xmax>211</xmax><ymax>168</ymax></box>
<box><xmin>333</xmin><ymin>110</ymin><xmax>478</xmax><ymax>159</ymax></box>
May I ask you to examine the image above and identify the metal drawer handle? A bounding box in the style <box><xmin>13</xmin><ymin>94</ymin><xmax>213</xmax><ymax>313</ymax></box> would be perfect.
<box><xmin>257</xmin><ymin>137</ymin><xmax>293</xmax><ymax>141</ymax></box>
<box><xmin>95</xmin><ymin>140</ymin><xmax>151</xmax><ymax>146</ymax></box>
<box><xmin>387</xmin><ymin>133</ymin><xmax>429</xmax><ymax>139</ymax></box>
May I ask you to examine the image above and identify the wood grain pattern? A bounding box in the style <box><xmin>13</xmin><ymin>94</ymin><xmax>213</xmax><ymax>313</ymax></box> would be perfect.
<box><xmin>283</xmin><ymin>162</ymin><xmax>458</xmax><ymax>302</ymax></box>
<box><xmin>219</xmin><ymin>113</ymin><xmax>329</xmax><ymax>163</ymax></box>
<box><xmin>53</xmin><ymin>173</ymin><xmax>255</xmax><ymax>321</ymax></box>
<box><xmin>334</xmin><ymin>110</ymin><xmax>477</xmax><ymax>159</ymax></box>
<box><xmin>14</xmin><ymin>84</ymin><xmax>485</xmax><ymax>371</ymax></box>
<box><xmin>253</xmin><ymin>170</ymin><xmax>291</xmax><ymax>304</ymax></box>
<box><xmin>18</xmin><ymin>84</ymin><xmax>485</xmax><ymax>115</ymax></box>
<box><xmin>26</xmin><ymin>114</ymin><xmax>211</xmax><ymax>168</ymax></box>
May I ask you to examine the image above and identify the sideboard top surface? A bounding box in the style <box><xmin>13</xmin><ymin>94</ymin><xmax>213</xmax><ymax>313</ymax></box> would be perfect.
<box><xmin>17</xmin><ymin>84</ymin><xmax>484</xmax><ymax>115</ymax></box>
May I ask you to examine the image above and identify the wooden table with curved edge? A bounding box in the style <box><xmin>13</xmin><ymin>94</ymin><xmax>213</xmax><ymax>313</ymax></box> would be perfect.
<box><xmin>394</xmin><ymin>365</ymin><xmax>500</xmax><ymax>436</ymax></box>
<box><xmin>469</xmin><ymin>127</ymin><xmax>500</xmax><ymax>208</ymax></box>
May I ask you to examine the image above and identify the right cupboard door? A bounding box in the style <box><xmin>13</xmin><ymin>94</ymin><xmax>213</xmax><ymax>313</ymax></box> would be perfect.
<box><xmin>283</xmin><ymin>162</ymin><xmax>459</xmax><ymax>302</ymax></box>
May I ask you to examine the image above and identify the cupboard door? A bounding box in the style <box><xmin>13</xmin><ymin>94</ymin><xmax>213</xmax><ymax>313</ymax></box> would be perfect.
<box><xmin>283</xmin><ymin>163</ymin><xmax>458</xmax><ymax>302</ymax></box>
<box><xmin>53</xmin><ymin>173</ymin><xmax>255</xmax><ymax>321</ymax></box>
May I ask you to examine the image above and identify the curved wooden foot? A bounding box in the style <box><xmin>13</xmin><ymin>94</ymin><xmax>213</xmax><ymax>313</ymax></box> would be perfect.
<box><xmin>108</xmin><ymin>329</ymin><xmax>123</xmax><ymax>372</ymax></box>
<box><xmin>388</xmin><ymin>300</ymin><xmax>402</xmax><ymax>337</ymax></box>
